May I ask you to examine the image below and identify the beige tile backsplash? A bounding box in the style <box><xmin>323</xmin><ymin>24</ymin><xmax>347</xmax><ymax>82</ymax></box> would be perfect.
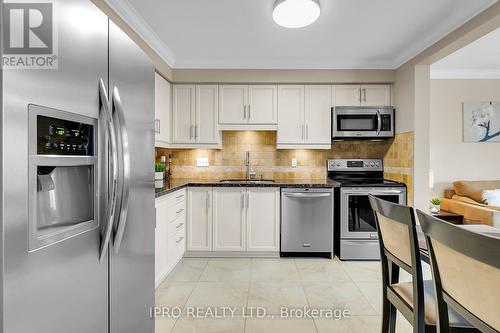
<box><xmin>156</xmin><ymin>131</ymin><xmax>414</xmax><ymax>203</ymax></box>
<box><xmin>383</xmin><ymin>132</ymin><xmax>414</xmax><ymax>204</ymax></box>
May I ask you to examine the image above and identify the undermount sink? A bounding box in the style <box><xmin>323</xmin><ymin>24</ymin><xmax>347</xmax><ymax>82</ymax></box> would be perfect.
<box><xmin>220</xmin><ymin>179</ymin><xmax>275</xmax><ymax>184</ymax></box>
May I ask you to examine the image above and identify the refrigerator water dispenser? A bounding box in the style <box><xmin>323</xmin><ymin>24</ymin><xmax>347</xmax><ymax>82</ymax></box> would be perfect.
<box><xmin>28</xmin><ymin>104</ymin><xmax>98</xmax><ymax>251</ymax></box>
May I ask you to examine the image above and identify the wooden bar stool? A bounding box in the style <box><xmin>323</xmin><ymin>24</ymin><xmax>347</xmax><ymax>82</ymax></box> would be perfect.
<box><xmin>417</xmin><ymin>211</ymin><xmax>500</xmax><ymax>333</ymax></box>
<box><xmin>369</xmin><ymin>195</ymin><xmax>475</xmax><ymax>333</ymax></box>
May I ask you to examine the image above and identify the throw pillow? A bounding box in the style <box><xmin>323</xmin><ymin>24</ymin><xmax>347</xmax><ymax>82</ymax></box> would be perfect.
<box><xmin>482</xmin><ymin>189</ymin><xmax>500</xmax><ymax>207</ymax></box>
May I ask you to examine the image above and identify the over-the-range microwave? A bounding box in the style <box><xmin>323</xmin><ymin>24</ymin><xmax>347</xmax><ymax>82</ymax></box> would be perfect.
<box><xmin>332</xmin><ymin>106</ymin><xmax>395</xmax><ymax>139</ymax></box>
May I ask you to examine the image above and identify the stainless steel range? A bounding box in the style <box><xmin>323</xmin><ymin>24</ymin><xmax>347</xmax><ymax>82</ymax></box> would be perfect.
<box><xmin>328</xmin><ymin>159</ymin><xmax>406</xmax><ymax>260</ymax></box>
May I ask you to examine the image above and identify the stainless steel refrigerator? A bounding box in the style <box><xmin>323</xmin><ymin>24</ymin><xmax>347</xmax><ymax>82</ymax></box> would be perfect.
<box><xmin>0</xmin><ymin>0</ymin><xmax>155</xmax><ymax>332</ymax></box>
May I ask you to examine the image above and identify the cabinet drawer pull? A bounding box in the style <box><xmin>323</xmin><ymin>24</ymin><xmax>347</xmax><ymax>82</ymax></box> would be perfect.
<box><xmin>176</xmin><ymin>237</ymin><xmax>184</xmax><ymax>244</ymax></box>
<box><xmin>176</xmin><ymin>223</ymin><xmax>184</xmax><ymax>229</ymax></box>
<box><xmin>176</xmin><ymin>208</ymin><xmax>184</xmax><ymax>214</ymax></box>
<box><xmin>176</xmin><ymin>194</ymin><xmax>184</xmax><ymax>199</ymax></box>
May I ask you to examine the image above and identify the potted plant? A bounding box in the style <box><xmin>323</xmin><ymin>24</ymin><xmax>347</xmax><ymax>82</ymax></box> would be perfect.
<box><xmin>430</xmin><ymin>197</ymin><xmax>442</xmax><ymax>213</ymax></box>
<box><xmin>155</xmin><ymin>163</ymin><xmax>165</xmax><ymax>181</ymax></box>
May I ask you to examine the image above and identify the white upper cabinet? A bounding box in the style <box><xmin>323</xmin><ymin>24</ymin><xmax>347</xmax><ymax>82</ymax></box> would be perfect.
<box><xmin>172</xmin><ymin>84</ymin><xmax>220</xmax><ymax>146</ymax></box>
<box><xmin>333</xmin><ymin>84</ymin><xmax>391</xmax><ymax>107</ymax></box>
<box><xmin>187</xmin><ymin>187</ymin><xmax>212</xmax><ymax>252</ymax></box>
<box><xmin>219</xmin><ymin>85</ymin><xmax>277</xmax><ymax>128</ymax></box>
<box><xmin>154</xmin><ymin>73</ymin><xmax>171</xmax><ymax>147</ymax></box>
<box><xmin>246</xmin><ymin>188</ymin><xmax>280</xmax><ymax>251</ymax></box>
<box><xmin>361</xmin><ymin>85</ymin><xmax>391</xmax><ymax>106</ymax></box>
<box><xmin>277</xmin><ymin>85</ymin><xmax>331</xmax><ymax>149</ymax></box>
<box><xmin>219</xmin><ymin>85</ymin><xmax>248</xmax><ymax>124</ymax></box>
<box><xmin>332</xmin><ymin>85</ymin><xmax>361</xmax><ymax>107</ymax></box>
<box><xmin>247</xmin><ymin>85</ymin><xmax>277</xmax><ymax>124</ymax></box>
<box><xmin>213</xmin><ymin>188</ymin><xmax>246</xmax><ymax>251</ymax></box>
<box><xmin>172</xmin><ymin>84</ymin><xmax>195</xmax><ymax>144</ymax></box>
<box><xmin>277</xmin><ymin>85</ymin><xmax>305</xmax><ymax>145</ymax></box>
<box><xmin>304</xmin><ymin>85</ymin><xmax>332</xmax><ymax>145</ymax></box>
<box><xmin>195</xmin><ymin>85</ymin><xmax>219</xmax><ymax>144</ymax></box>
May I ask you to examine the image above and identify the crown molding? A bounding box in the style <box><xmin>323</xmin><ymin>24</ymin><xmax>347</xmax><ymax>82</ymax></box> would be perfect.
<box><xmin>173</xmin><ymin>59</ymin><xmax>396</xmax><ymax>70</ymax></box>
<box><xmin>393</xmin><ymin>0</ymin><xmax>497</xmax><ymax>68</ymax></box>
<box><xmin>102</xmin><ymin>0</ymin><xmax>496</xmax><ymax>71</ymax></box>
<box><xmin>430</xmin><ymin>69</ymin><xmax>500</xmax><ymax>79</ymax></box>
<box><xmin>103</xmin><ymin>0</ymin><xmax>176</xmax><ymax>67</ymax></box>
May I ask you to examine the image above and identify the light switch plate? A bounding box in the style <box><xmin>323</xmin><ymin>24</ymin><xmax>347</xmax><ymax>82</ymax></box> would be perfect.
<box><xmin>197</xmin><ymin>157</ymin><xmax>209</xmax><ymax>167</ymax></box>
<box><xmin>291</xmin><ymin>158</ymin><xmax>297</xmax><ymax>168</ymax></box>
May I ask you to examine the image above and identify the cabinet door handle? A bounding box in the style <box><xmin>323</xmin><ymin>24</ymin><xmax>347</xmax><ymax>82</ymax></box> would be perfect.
<box><xmin>176</xmin><ymin>194</ymin><xmax>184</xmax><ymax>199</ymax></box>
<box><xmin>248</xmin><ymin>105</ymin><xmax>251</xmax><ymax>119</ymax></box>
<box><xmin>189</xmin><ymin>125</ymin><xmax>193</xmax><ymax>139</ymax></box>
<box><xmin>363</xmin><ymin>88</ymin><xmax>367</xmax><ymax>103</ymax></box>
<box><xmin>194</xmin><ymin>124</ymin><xmax>198</xmax><ymax>140</ymax></box>
<box><xmin>206</xmin><ymin>191</ymin><xmax>210</xmax><ymax>214</ymax></box>
<box><xmin>301</xmin><ymin>124</ymin><xmax>304</xmax><ymax>140</ymax></box>
<box><xmin>158</xmin><ymin>119</ymin><xmax>161</xmax><ymax>133</ymax></box>
<box><xmin>241</xmin><ymin>192</ymin><xmax>245</xmax><ymax>210</ymax></box>
<box><xmin>306</xmin><ymin>125</ymin><xmax>309</xmax><ymax>140</ymax></box>
<box><xmin>243</xmin><ymin>105</ymin><xmax>247</xmax><ymax>119</ymax></box>
<box><xmin>246</xmin><ymin>192</ymin><xmax>249</xmax><ymax>208</ymax></box>
<box><xmin>359</xmin><ymin>88</ymin><xmax>362</xmax><ymax>103</ymax></box>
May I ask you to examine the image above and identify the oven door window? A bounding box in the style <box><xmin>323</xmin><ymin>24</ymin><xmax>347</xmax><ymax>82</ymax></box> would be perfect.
<box><xmin>348</xmin><ymin>194</ymin><xmax>400</xmax><ymax>233</ymax></box>
<box><xmin>338</xmin><ymin>115</ymin><xmax>378</xmax><ymax>132</ymax></box>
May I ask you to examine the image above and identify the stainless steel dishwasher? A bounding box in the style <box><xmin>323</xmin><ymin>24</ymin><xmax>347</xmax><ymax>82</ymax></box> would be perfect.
<box><xmin>281</xmin><ymin>188</ymin><xmax>334</xmax><ymax>257</ymax></box>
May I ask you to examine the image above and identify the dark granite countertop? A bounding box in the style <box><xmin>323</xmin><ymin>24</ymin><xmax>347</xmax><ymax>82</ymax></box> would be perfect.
<box><xmin>155</xmin><ymin>178</ymin><xmax>339</xmax><ymax>198</ymax></box>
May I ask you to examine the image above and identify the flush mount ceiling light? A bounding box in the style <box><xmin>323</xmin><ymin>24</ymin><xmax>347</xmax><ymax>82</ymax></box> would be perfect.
<box><xmin>272</xmin><ymin>0</ymin><xmax>320</xmax><ymax>29</ymax></box>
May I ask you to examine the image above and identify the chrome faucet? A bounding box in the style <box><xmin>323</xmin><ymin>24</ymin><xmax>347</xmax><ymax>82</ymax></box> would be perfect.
<box><xmin>245</xmin><ymin>151</ymin><xmax>256</xmax><ymax>180</ymax></box>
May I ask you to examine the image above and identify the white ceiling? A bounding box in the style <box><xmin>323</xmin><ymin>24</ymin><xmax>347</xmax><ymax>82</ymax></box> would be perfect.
<box><xmin>431</xmin><ymin>27</ymin><xmax>500</xmax><ymax>78</ymax></box>
<box><xmin>106</xmin><ymin>0</ymin><xmax>497</xmax><ymax>69</ymax></box>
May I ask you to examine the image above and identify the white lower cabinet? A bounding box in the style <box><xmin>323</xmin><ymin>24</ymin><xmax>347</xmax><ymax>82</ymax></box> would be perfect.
<box><xmin>187</xmin><ymin>187</ymin><xmax>213</xmax><ymax>251</ymax></box>
<box><xmin>155</xmin><ymin>188</ymin><xmax>186</xmax><ymax>287</ymax></box>
<box><xmin>186</xmin><ymin>187</ymin><xmax>280</xmax><ymax>254</ymax></box>
<box><xmin>155</xmin><ymin>198</ymin><xmax>169</xmax><ymax>286</ymax></box>
<box><xmin>246</xmin><ymin>188</ymin><xmax>280</xmax><ymax>251</ymax></box>
<box><xmin>213</xmin><ymin>188</ymin><xmax>246</xmax><ymax>251</ymax></box>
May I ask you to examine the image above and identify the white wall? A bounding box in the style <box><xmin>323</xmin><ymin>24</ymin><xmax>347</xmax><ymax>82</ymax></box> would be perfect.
<box><xmin>394</xmin><ymin>64</ymin><xmax>416</xmax><ymax>133</ymax></box>
<box><xmin>430</xmin><ymin>79</ymin><xmax>500</xmax><ymax>197</ymax></box>
<box><xmin>413</xmin><ymin>65</ymin><xmax>431</xmax><ymax>210</ymax></box>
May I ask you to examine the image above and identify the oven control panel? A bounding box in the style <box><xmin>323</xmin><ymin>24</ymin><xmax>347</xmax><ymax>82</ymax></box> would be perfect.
<box><xmin>327</xmin><ymin>159</ymin><xmax>383</xmax><ymax>172</ymax></box>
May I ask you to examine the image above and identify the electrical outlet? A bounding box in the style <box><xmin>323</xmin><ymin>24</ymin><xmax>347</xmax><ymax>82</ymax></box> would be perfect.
<box><xmin>197</xmin><ymin>157</ymin><xmax>209</xmax><ymax>167</ymax></box>
<box><xmin>291</xmin><ymin>158</ymin><xmax>297</xmax><ymax>168</ymax></box>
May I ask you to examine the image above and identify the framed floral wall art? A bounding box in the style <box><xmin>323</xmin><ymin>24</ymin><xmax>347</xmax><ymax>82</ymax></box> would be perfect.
<box><xmin>463</xmin><ymin>101</ymin><xmax>500</xmax><ymax>142</ymax></box>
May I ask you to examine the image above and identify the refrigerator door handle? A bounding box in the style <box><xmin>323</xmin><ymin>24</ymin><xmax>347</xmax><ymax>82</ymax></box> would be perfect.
<box><xmin>112</xmin><ymin>86</ymin><xmax>131</xmax><ymax>254</ymax></box>
<box><xmin>99</xmin><ymin>79</ymin><xmax>119</xmax><ymax>263</ymax></box>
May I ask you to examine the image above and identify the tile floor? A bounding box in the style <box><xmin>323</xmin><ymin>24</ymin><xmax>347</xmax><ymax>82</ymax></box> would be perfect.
<box><xmin>155</xmin><ymin>257</ymin><xmax>415</xmax><ymax>333</ymax></box>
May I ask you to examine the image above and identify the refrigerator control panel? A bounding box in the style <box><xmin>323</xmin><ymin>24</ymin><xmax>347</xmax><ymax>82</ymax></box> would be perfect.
<box><xmin>37</xmin><ymin>115</ymin><xmax>94</xmax><ymax>155</ymax></box>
